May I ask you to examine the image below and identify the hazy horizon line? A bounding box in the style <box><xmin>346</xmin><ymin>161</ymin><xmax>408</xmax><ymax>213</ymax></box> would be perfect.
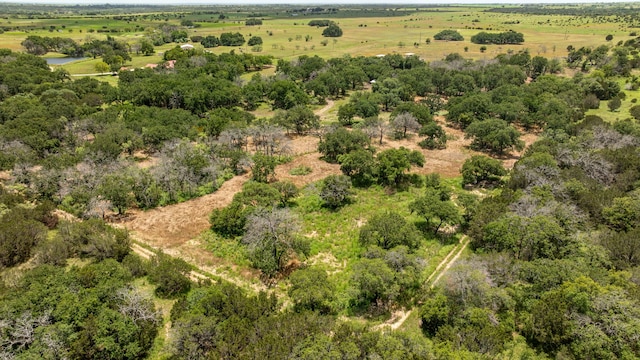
<box><xmin>0</xmin><ymin>0</ymin><xmax>634</xmax><ymax>5</ymax></box>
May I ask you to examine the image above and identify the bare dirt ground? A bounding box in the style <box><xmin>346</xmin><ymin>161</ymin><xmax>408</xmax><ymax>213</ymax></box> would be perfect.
<box><xmin>379</xmin><ymin>117</ymin><xmax>475</xmax><ymax>178</ymax></box>
<box><xmin>0</xmin><ymin>171</ymin><xmax>11</xmax><ymax>181</ymax></box>
<box><xmin>275</xmin><ymin>152</ymin><xmax>342</xmax><ymax>187</ymax></box>
<box><xmin>119</xmin><ymin>100</ymin><xmax>537</xmax><ymax>294</ymax></box>
<box><xmin>125</xmin><ymin>173</ymin><xmax>251</xmax><ymax>247</ymax></box>
<box><xmin>380</xmin><ymin>116</ymin><xmax>539</xmax><ymax>177</ymax></box>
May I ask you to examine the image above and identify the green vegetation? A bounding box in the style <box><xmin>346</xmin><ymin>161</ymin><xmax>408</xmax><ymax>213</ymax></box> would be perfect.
<box><xmin>433</xmin><ymin>29</ymin><xmax>464</xmax><ymax>41</ymax></box>
<box><xmin>289</xmin><ymin>165</ymin><xmax>312</xmax><ymax>176</ymax></box>
<box><xmin>322</xmin><ymin>23</ymin><xmax>343</xmax><ymax>37</ymax></box>
<box><xmin>470</xmin><ymin>30</ymin><xmax>525</xmax><ymax>44</ymax></box>
<box><xmin>2</xmin><ymin>3</ymin><xmax>640</xmax><ymax>359</ymax></box>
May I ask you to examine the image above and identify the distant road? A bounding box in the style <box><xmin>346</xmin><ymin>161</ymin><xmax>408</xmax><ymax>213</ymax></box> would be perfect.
<box><xmin>70</xmin><ymin>72</ymin><xmax>116</xmax><ymax>77</ymax></box>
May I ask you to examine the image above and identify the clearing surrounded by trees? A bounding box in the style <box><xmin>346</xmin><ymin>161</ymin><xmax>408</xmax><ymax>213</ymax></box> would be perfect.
<box><xmin>1</xmin><ymin>2</ymin><xmax>640</xmax><ymax>359</ymax></box>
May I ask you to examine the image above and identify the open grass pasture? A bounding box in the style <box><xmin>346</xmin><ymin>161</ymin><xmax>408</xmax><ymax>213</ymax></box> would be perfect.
<box><xmin>1</xmin><ymin>5</ymin><xmax>636</xmax><ymax>75</ymax></box>
<box><xmin>186</xmin><ymin>7</ymin><xmax>634</xmax><ymax>62</ymax></box>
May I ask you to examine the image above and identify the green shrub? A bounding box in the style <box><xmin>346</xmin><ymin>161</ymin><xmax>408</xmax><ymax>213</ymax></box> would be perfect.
<box><xmin>289</xmin><ymin>165</ymin><xmax>312</xmax><ymax>176</ymax></box>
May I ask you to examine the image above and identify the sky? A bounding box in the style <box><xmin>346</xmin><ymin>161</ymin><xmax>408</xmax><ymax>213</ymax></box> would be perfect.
<box><xmin>3</xmin><ymin>0</ymin><xmax>634</xmax><ymax>4</ymax></box>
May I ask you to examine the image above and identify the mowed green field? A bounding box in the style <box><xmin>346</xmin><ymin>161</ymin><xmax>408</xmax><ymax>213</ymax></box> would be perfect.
<box><xmin>0</xmin><ymin>5</ymin><xmax>635</xmax><ymax>75</ymax></box>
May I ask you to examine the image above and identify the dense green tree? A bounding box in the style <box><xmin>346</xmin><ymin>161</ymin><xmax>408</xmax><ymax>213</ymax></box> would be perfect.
<box><xmin>434</xmin><ymin>30</ymin><xmax>464</xmax><ymax>41</ymax></box>
<box><xmin>418</xmin><ymin>122</ymin><xmax>447</xmax><ymax>149</ymax></box>
<box><xmin>247</xmin><ymin>36</ymin><xmax>263</xmax><ymax>46</ymax></box>
<box><xmin>480</xmin><ymin>215</ymin><xmax>571</xmax><ymax>261</ymax></box>
<box><xmin>94</xmin><ymin>61</ymin><xmax>110</xmax><ymax>73</ymax></box>
<box><xmin>608</xmin><ymin>96</ymin><xmax>621</xmax><ymax>112</ymax></box>
<box><xmin>319</xmin><ymin>174</ymin><xmax>353</xmax><ymax>208</ymax></box>
<box><xmin>201</xmin><ymin>35</ymin><xmax>220</xmax><ymax>48</ymax></box>
<box><xmin>98</xmin><ymin>173</ymin><xmax>135</xmax><ymax>215</ymax></box>
<box><xmin>376</xmin><ymin>147</ymin><xmax>424</xmax><ymax>187</ymax></box>
<box><xmin>220</xmin><ymin>32</ymin><xmax>245</xmax><ymax>46</ymax></box>
<box><xmin>599</xmin><ymin>228</ymin><xmax>640</xmax><ymax>269</ymax></box>
<box><xmin>322</xmin><ymin>24</ymin><xmax>343</xmax><ymax>37</ymax></box>
<box><xmin>272</xmin><ymin>181</ymin><xmax>299</xmax><ymax>205</ymax></box>
<box><xmin>350</xmin><ymin>258</ymin><xmax>399</xmax><ymax>308</ymax></box>
<box><xmin>338</xmin><ymin>149</ymin><xmax>377</xmax><ymax>186</ymax></box>
<box><xmin>272</xmin><ymin>105</ymin><xmax>319</xmax><ymax>135</ymax></box>
<box><xmin>602</xmin><ymin>195</ymin><xmax>640</xmax><ymax>231</ymax></box>
<box><xmin>630</xmin><ymin>105</ymin><xmax>640</xmax><ymax>121</ymax></box>
<box><xmin>337</xmin><ymin>102</ymin><xmax>357</xmax><ymax>125</ymax></box>
<box><xmin>149</xmin><ymin>253</ymin><xmax>191</xmax><ymax>298</ymax></box>
<box><xmin>359</xmin><ymin>211</ymin><xmax>421</xmax><ymax>250</ymax></box>
<box><xmin>251</xmin><ymin>153</ymin><xmax>277</xmax><ymax>183</ymax></box>
<box><xmin>289</xmin><ymin>267</ymin><xmax>335</xmax><ymax>313</ymax></box>
<box><xmin>318</xmin><ymin>128</ymin><xmax>371</xmax><ymax>163</ymax></box>
<box><xmin>420</xmin><ymin>290</ymin><xmax>451</xmax><ymax>336</ymax></box>
<box><xmin>308</xmin><ymin>20</ymin><xmax>333</xmax><ymax>27</ymax></box>
<box><xmin>410</xmin><ymin>188</ymin><xmax>461</xmax><ymax>234</ymax></box>
<box><xmin>0</xmin><ymin>211</ymin><xmax>48</xmax><ymax>267</ymax></box>
<box><xmin>446</xmin><ymin>93</ymin><xmax>492</xmax><ymax>128</ymax></box>
<box><xmin>470</xmin><ymin>31</ymin><xmax>524</xmax><ymax>44</ymax></box>
<box><xmin>268</xmin><ymin>80</ymin><xmax>309</xmax><ymax>110</ymax></box>
<box><xmin>461</xmin><ymin>155</ymin><xmax>507</xmax><ymax>186</ymax></box>
<box><xmin>57</xmin><ymin>219</ymin><xmax>131</xmax><ymax>261</ymax></box>
<box><xmin>465</xmin><ymin>119</ymin><xmax>524</xmax><ymax>154</ymax></box>
<box><xmin>140</xmin><ymin>39</ymin><xmax>155</xmax><ymax>56</ymax></box>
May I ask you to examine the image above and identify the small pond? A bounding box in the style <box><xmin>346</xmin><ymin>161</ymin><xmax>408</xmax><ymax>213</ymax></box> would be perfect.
<box><xmin>44</xmin><ymin>57</ymin><xmax>87</xmax><ymax>65</ymax></box>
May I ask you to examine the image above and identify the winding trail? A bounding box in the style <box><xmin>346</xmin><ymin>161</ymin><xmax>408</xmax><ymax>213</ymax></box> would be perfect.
<box><xmin>373</xmin><ymin>236</ymin><xmax>470</xmax><ymax>331</ymax></box>
<box><xmin>314</xmin><ymin>99</ymin><xmax>335</xmax><ymax>117</ymax></box>
<box><xmin>430</xmin><ymin>237</ymin><xmax>470</xmax><ymax>289</ymax></box>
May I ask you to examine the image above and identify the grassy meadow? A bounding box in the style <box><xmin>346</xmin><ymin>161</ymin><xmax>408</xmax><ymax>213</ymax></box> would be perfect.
<box><xmin>1</xmin><ymin>5</ymin><xmax>636</xmax><ymax>76</ymax></box>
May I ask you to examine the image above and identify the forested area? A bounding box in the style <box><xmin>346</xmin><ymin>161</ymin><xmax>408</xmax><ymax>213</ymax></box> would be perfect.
<box><xmin>1</xmin><ymin>13</ymin><xmax>640</xmax><ymax>358</ymax></box>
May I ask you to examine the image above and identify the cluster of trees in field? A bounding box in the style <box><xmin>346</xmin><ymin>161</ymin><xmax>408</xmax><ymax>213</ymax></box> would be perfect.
<box><xmin>433</xmin><ymin>29</ymin><xmax>464</xmax><ymax>41</ymax></box>
<box><xmin>470</xmin><ymin>30</ymin><xmax>525</xmax><ymax>45</ymax></box>
<box><xmin>0</xmin><ymin>49</ymin><xmax>276</xmax><ymax>218</ymax></box>
<box><xmin>566</xmin><ymin>36</ymin><xmax>640</xmax><ymax>75</ymax></box>
<box><xmin>488</xmin><ymin>4</ymin><xmax>640</xmax><ymax>18</ymax></box>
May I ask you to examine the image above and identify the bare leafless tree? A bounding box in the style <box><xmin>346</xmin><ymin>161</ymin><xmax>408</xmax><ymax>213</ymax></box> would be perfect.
<box><xmin>219</xmin><ymin>128</ymin><xmax>249</xmax><ymax>150</ymax></box>
<box><xmin>242</xmin><ymin>207</ymin><xmax>303</xmax><ymax>278</ymax></box>
<box><xmin>116</xmin><ymin>287</ymin><xmax>161</xmax><ymax>325</ymax></box>
<box><xmin>249</xmin><ymin>124</ymin><xmax>290</xmax><ymax>157</ymax></box>
<box><xmin>391</xmin><ymin>112</ymin><xmax>421</xmax><ymax>139</ymax></box>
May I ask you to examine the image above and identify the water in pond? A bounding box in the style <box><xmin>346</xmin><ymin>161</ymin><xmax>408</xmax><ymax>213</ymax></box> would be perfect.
<box><xmin>45</xmin><ymin>57</ymin><xmax>87</xmax><ymax>65</ymax></box>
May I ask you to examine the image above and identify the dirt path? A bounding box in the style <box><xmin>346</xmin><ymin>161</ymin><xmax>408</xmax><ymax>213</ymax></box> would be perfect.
<box><xmin>430</xmin><ymin>237</ymin><xmax>470</xmax><ymax>288</ymax></box>
<box><xmin>130</xmin><ymin>240</ymin><xmax>264</xmax><ymax>290</ymax></box>
<box><xmin>373</xmin><ymin>236</ymin><xmax>470</xmax><ymax>331</ymax></box>
<box><xmin>314</xmin><ymin>99</ymin><xmax>335</xmax><ymax>117</ymax></box>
